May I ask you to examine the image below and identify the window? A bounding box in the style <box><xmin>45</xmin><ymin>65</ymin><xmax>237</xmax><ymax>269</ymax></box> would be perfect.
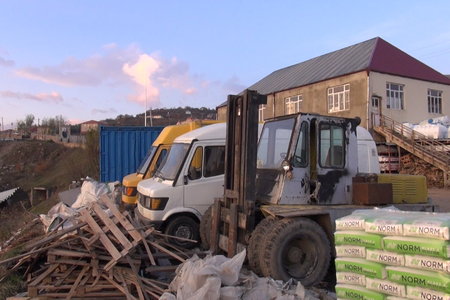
<box><xmin>319</xmin><ymin>124</ymin><xmax>344</xmax><ymax>168</ymax></box>
<box><xmin>428</xmin><ymin>89</ymin><xmax>442</xmax><ymax>114</ymax></box>
<box><xmin>257</xmin><ymin>118</ymin><xmax>295</xmax><ymax>169</ymax></box>
<box><xmin>293</xmin><ymin>122</ymin><xmax>308</xmax><ymax>167</ymax></box>
<box><xmin>259</xmin><ymin>104</ymin><xmax>266</xmax><ymax>122</ymax></box>
<box><xmin>386</xmin><ymin>83</ymin><xmax>404</xmax><ymax>110</ymax></box>
<box><xmin>285</xmin><ymin>95</ymin><xmax>303</xmax><ymax>115</ymax></box>
<box><xmin>188</xmin><ymin>147</ymin><xmax>203</xmax><ymax>180</ymax></box>
<box><xmin>327</xmin><ymin>84</ymin><xmax>350</xmax><ymax>113</ymax></box>
<box><xmin>188</xmin><ymin>146</ymin><xmax>226</xmax><ymax>180</ymax></box>
<box><xmin>203</xmin><ymin>146</ymin><xmax>225</xmax><ymax>177</ymax></box>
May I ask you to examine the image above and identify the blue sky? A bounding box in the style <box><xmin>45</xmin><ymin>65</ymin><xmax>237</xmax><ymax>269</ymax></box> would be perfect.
<box><xmin>1</xmin><ymin>1</ymin><xmax>450</xmax><ymax>129</ymax></box>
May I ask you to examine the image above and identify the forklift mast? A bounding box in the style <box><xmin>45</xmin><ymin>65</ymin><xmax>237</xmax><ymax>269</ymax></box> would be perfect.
<box><xmin>211</xmin><ymin>90</ymin><xmax>266</xmax><ymax>257</ymax></box>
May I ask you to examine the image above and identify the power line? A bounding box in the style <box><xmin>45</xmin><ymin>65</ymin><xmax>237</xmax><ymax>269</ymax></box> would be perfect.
<box><xmin>417</xmin><ymin>47</ymin><xmax>450</xmax><ymax>60</ymax></box>
<box><xmin>409</xmin><ymin>39</ymin><xmax>450</xmax><ymax>52</ymax></box>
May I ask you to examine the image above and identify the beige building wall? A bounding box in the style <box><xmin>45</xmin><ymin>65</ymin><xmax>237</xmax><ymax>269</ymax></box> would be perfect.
<box><xmin>271</xmin><ymin>72</ymin><xmax>368</xmax><ymax>126</ymax></box>
<box><xmin>218</xmin><ymin>71</ymin><xmax>370</xmax><ymax>126</ymax></box>
<box><xmin>369</xmin><ymin>72</ymin><xmax>450</xmax><ymax>124</ymax></box>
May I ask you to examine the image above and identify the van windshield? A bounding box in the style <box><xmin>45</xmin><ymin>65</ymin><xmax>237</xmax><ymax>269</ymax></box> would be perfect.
<box><xmin>136</xmin><ymin>146</ymin><xmax>157</xmax><ymax>174</ymax></box>
<box><xmin>157</xmin><ymin>143</ymin><xmax>190</xmax><ymax>180</ymax></box>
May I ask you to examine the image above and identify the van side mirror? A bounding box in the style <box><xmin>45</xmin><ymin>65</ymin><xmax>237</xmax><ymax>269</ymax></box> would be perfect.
<box><xmin>184</xmin><ymin>175</ymin><xmax>189</xmax><ymax>185</ymax></box>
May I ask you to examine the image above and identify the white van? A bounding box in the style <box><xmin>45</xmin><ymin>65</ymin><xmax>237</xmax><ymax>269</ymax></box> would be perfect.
<box><xmin>136</xmin><ymin>123</ymin><xmax>227</xmax><ymax>248</ymax></box>
<box><xmin>136</xmin><ymin>123</ymin><xmax>380</xmax><ymax>248</ymax></box>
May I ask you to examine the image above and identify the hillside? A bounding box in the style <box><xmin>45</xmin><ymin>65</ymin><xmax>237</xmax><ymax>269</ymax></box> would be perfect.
<box><xmin>101</xmin><ymin>107</ymin><xmax>217</xmax><ymax>127</ymax></box>
<box><xmin>0</xmin><ymin>140</ymin><xmax>98</xmax><ymax>194</ymax></box>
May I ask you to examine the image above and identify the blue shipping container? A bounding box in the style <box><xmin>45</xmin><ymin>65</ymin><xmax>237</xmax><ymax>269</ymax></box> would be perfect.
<box><xmin>99</xmin><ymin>126</ymin><xmax>164</xmax><ymax>182</ymax></box>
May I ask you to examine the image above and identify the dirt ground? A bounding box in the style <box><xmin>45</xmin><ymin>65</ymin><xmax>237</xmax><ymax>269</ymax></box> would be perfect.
<box><xmin>428</xmin><ymin>187</ymin><xmax>450</xmax><ymax>212</ymax></box>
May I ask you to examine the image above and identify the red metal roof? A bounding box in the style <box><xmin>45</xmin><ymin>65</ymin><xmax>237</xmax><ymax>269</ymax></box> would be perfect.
<box><xmin>369</xmin><ymin>37</ymin><xmax>450</xmax><ymax>85</ymax></box>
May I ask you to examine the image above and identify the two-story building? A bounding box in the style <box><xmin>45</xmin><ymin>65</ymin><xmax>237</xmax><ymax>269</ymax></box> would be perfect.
<box><xmin>217</xmin><ymin>37</ymin><xmax>450</xmax><ymax>130</ymax></box>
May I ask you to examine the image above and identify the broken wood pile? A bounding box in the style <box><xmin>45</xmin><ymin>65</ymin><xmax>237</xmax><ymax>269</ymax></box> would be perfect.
<box><xmin>0</xmin><ymin>194</ymin><xmax>199</xmax><ymax>300</ymax></box>
<box><xmin>399</xmin><ymin>154</ymin><xmax>444</xmax><ymax>188</ymax></box>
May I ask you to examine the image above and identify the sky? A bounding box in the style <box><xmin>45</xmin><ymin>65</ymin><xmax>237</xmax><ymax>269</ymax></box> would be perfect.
<box><xmin>1</xmin><ymin>1</ymin><xmax>450</xmax><ymax>129</ymax></box>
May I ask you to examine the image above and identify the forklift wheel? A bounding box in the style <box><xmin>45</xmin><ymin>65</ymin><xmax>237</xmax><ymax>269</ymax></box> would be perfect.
<box><xmin>260</xmin><ymin>217</ymin><xmax>331</xmax><ymax>287</ymax></box>
<box><xmin>164</xmin><ymin>216</ymin><xmax>199</xmax><ymax>249</ymax></box>
<box><xmin>247</xmin><ymin>216</ymin><xmax>277</xmax><ymax>276</ymax></box>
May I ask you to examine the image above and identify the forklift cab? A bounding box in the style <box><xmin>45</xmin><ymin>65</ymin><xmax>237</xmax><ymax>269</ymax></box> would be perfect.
<box><xmin>255</xmin><ymin>114</ymin><xmax>360</xmax><ymax>206</ymax></box>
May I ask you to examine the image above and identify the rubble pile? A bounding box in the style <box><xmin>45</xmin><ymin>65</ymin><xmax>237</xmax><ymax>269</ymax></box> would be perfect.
<box><xmin>0</xmin><ymin>194</ymin><xmax>195</xmax><ymax>299</ymax></box>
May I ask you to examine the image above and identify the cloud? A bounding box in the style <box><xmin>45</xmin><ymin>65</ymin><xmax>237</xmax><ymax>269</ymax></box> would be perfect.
<box><xmin>0</xmin><ymin>57</ymin><xmax>15</xmax><ymax>68</ymax></box>
<box><xmin>0</xmin><ymin>90</ymin><xmax>63</xmax><ymax>103</ymax></box>
<box><xmin>15</xmin><ymin>43</ymin><xmax>141</xmax><ymax>87</ymax></box>
<box><xmin>68</xmin><ymin>118</ymin><xmax>86</xmax><ymax>125</ymax></box>
<box><xmin>91</xmin><ymin>108</ymin><xmax>118</xmax><ymax>115</ymax></box>
<box><xmin>183</xmin><ymin>87</ymin><xmax>198</xmax><ymax>95</ymax></box>
<box><xmin>222</xmin><ymin>75</ymin><xmax>246</xmax><ymax>94</ymax></box>
<box><xmin>12</xmin><ymin>43</ymin><xmax>230</xmax><ymax>108</ymax></box>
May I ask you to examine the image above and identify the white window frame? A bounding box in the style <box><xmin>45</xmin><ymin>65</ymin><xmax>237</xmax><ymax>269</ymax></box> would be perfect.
<box><xmin>428</xmin><ymin>89</ymin><xmax>442</xmax><ymax>114</ymax></box>
<box><xmin>327</xmin><ymin>84</ymin><xmax>350</xmax><ymax>113</ymax></box>
<box><xmin>259</xmin><ymin>104</ymin><xmax>266</xmax><ymax>122</ymax></box>
<box><xmin>285</xmin><ymin>95</ymin><xmax>302</xmax><ymax>115</ymax></box>
<box><xmin>386</xmin><ymin>83</ymin><xmax>404</xmax><ymax>110</ymax></box>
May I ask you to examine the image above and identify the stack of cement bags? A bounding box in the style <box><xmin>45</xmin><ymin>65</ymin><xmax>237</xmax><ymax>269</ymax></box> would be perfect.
<box><xmin>334</xmin><ymin>208</ymin><xmax>450</xmax><ymax>300</ymax></box>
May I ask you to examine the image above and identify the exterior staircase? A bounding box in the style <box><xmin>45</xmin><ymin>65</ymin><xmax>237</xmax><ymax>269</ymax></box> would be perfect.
<box><xmin>373</xmin><ymin>115</ymin><xmax>450</xmax><ymax>177</ymax></box>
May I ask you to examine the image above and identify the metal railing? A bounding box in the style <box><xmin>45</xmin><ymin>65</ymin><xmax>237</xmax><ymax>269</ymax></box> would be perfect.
<box><xmin>373</xmin><ymin>114</ymin><xmax>450</xmax><ymax>173</ymax></box>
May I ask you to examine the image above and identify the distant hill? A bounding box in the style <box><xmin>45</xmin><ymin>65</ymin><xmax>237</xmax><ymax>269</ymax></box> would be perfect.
<box><xmin>101</xmin><ymin>107</ymin><xmax>217</xmax><ymax>127</ymax></box>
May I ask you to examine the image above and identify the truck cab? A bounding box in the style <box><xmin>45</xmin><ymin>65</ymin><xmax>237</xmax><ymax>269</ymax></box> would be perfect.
<box><xmin>135</xmin><ymin>123</ymin><xmax>227</xmax><ymax>248</ymax></box>
<box><xmin>121</xmin><ymin>120</ymin><xmax>221</xmax><ymax>211</ymax></box>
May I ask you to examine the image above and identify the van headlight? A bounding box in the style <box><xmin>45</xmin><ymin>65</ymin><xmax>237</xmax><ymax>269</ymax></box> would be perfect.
<box><xmin>138</xmin><ymin>193</ymin><xmax>168</xmax><ymax>210</ymax></box>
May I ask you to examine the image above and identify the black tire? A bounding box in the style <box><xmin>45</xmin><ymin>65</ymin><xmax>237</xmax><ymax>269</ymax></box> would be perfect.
<box><xmin>247</xmin><ymin>216</ymin><xmax>276</xmax><ymax>276</ymax></box>
<box><xmin>199</xmin><ymin>205</ymin><xmax>213</xmax><ymax>249</ymax></box>
<box><xmin>260</xmin><ymin>217</ymin><xmax>331</xmax><ymax>287</ymax></box>
<box><xmin>164</xmin><ymin>216</ymin><xmax>199</xmax><ymax>249</ymax></box>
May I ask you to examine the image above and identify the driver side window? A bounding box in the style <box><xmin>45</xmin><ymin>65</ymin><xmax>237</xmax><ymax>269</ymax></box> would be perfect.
<box><xmin>293</xmin><ymin>122</ymin><xmax>308</xmax><ymax>167</ymax></box>
<box><xmin>188</xmin><ymin>147</ymin><xmax>203</xmax><ymax>180</ymax></box>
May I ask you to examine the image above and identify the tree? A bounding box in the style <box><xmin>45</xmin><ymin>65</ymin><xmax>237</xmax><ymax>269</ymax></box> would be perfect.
<box><xmin>25</xmin><ymin>114</ymin><xmax>35</xmax><ymax>127</ymax></box>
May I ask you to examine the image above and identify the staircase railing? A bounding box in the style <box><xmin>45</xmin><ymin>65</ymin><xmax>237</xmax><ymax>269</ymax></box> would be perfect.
<box><xmin>373</xmin><ymin>114</ymin><xmax>450</xmax><ymax>173</ymax></box>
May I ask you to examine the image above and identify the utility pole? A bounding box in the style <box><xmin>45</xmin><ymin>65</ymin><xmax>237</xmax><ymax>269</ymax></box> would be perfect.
<box><xmin>145</xmin><ymin>76</ymin><xmax>147</xmax><ymax>127</ymax></box>
<box><xmin>1</xmin><ymin>117</ymin><xmax>3</xmax><ymax>131</ymax></box>
<box><xmin>150</xmin><ymin>107</ymin><xmax>153</xmax><ymax>126</ymax></box>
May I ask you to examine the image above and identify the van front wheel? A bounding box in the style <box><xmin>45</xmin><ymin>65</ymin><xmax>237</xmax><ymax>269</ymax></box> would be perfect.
<box><xmin>164</xmin><ymin>216</ymin><xmax>199</xmax><ymax>249</ymax></box>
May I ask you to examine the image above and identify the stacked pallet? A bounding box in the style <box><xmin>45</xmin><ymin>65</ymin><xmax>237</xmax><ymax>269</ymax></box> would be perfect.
<box><xmin>334</xmin><ymin>208</ymin><xmax>450</xmax><ymax>300</ymax></box>
<box><xmin>0</xmin><ymin>194</ymin><xmax>197</xmax><ymax>300</ymax></box>
<box><xmin>399</xmin><ymin>154</ymin><xmax>444</xmax><ymax>188</ymax></box>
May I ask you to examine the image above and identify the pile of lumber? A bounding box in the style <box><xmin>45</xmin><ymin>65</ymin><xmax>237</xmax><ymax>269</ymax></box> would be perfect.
<box><xmin>0</xmin><ymin>195</ymin><xmax>199</xmax><ymax>300</ymax></box>
<box><xmin>399</xmin><ymin>154</ymin><xmax>444</xmax><ymax>188</ymax></box>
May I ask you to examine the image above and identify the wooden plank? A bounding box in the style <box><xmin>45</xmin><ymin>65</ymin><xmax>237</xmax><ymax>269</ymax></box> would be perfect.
<box><xmin>127</xmin><ymin>216</ymin><xmax>156</xmax><ymax>266</ymax></box>
<box><xmin>100</xmin><ymin>273</ymin><xmax>137</xmax><ymax>300</ymax></box>
<box><xmin>24</xmin><ymin>221</ymin><xmax>86</xmax><ymax>250</ymax></box>
<box><xmin>54</xmin><ymin>264</ymin><xmax>77</xmax><ymax>287</ymax></box>
<box><xmin>126</xmin><ymin>256</ymin><xmax>150</xmax><ymax>300</ymax></box>
<box><xmin>100</xmin><ymin>194</ymin><xmax>142</xmax><ymax>242</ymax></box>
<box><xmin>29</xmin><ymin>263</ymin><xmax>59</xmax><ymax>287</ymax></box>
<box><xmin>79</xmin><ymin>209</ymin><xmax>121</xmax><ymax>261</ymax></box>
<box><xmin>147</xmin><ymin>240</ymin><xmax>186</xmax><ymax>263</ymax></box>
<box><xmin>92</xmin><ymin>202</ymin><xmax>133</xmax><ymax>251</ymax></box>
<box><xmin>65</xmin><ymin>266</ymin><xmax>89</xmax><ymax>300</ymax></box>
<box><xmin>227</xmin><ymin>203</ymin><xmax>238</xmax><ymax>257</ymax></box>
<box><xmin>0</xmin><ymin>237</ymin><xmax>79</xmax><ymax>266</ymax></box>
<box><xmin>0</xmin><ymin>256</ymin><xmax>30</xmax><ymax>282</ymax></box>
<box><xmin>117</xmin><ymin>270</ymin><xmax>136</xmax><ymax>300</ymax></box>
